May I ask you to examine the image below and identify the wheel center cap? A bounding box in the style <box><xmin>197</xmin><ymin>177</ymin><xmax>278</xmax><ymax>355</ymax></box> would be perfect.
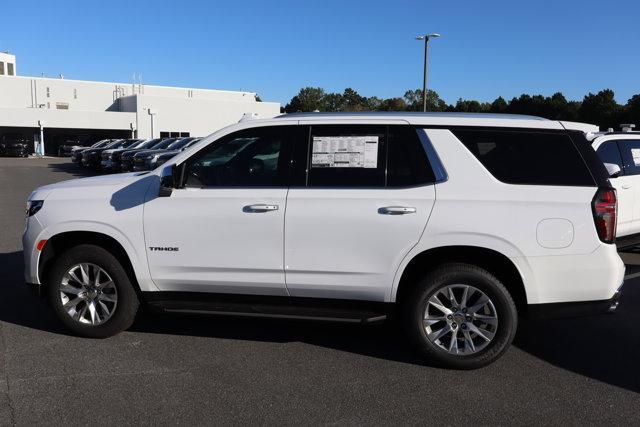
<box><xmin>453</xmin><ymin>312</ymin><xmax>465</xmax><ymax>324</ymax></box>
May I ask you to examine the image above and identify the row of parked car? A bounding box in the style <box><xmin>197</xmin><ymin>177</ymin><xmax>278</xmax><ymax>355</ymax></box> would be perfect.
<box><xmin>70</xmin><ymin>137</ymin><xmax>201</xmax><ymax>172</ymax></box>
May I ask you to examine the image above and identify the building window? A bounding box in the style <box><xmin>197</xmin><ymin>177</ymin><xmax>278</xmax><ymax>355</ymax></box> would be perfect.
<box><xmin>180</xmin><ymin>132</ymin><xmax>190</xmax><ymax>137</ymax></box>
<box><xmin>0</xmin><ymin>62</ymin><xmax>4</xmax><ymax>75</ymax></box>
<box><xmin>56</xmin><ymin>102</ymin><xmax>69</xmax><ymax>110</ymax></box>
<box><xmin>160</xmin><ymin>132</ymin><xmax>170</xmax><ymax>138</ymax></box>
<box><xmin>46</xmin><ymin>87</ymin><xmax>50</xmax><ymax>97</ymax></box>
<box><xmin>73</xmin><ymin>89</ymin><xmax>77</xmax><ymax>99</ymax></box>
<box><xmin>7</xmin><ymin>63</ymin><xmax>14</xmax><ymax>76</ymax></box>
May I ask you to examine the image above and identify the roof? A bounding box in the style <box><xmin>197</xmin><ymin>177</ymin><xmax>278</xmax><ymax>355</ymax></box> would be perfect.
<box><xmin>270</xmin><ymin>111</ymin><xmax>571</xmax><ymax>130</ymax></box>
<box><xmin>277</xmin><ymin>111</ymin><xmax>549</xmax><ymax>121</ymax></box>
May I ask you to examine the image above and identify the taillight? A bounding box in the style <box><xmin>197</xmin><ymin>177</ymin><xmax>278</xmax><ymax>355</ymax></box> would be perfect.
<box><xmin>592</xmin><ymin>187</ymin><xmax>617</xmax><ymax>244</ymax></box>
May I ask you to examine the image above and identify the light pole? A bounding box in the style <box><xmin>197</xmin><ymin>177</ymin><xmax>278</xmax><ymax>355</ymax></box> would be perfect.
<box><xmin>415</xmin><ymin>33</ymin><xmax>441</xmax><ymax>112</ymax></box>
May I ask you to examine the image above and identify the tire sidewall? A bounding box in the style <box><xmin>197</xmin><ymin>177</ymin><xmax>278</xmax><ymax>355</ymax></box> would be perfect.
<box><xmin>47</xmin><ymin>245</ymin><xmax>138</xmax><ymax>338</ymax></box>
<box><xmin>409</xmin><ymin>265</ymin><xmax>517</xmax><ymax>369</ymax></box>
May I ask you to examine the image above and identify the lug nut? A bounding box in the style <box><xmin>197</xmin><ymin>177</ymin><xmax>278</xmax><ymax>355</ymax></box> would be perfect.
<box><xmin>461</xmin><ymin>324</ymin><xmax>467</xmax><ymax>330</ymax></box>
<box><xmin>447</xmin><ymin>314</ymin><xmax>453</xmax><ymax>320</ymax></box>
<box><xmin>451</xmin><ymin>324</ymin><xmax>458</xmax><ymax>329</ymax></box>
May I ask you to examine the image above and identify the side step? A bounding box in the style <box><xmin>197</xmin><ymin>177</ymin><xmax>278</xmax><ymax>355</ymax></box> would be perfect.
<box><xmin>143</xmin><ymin>292</ymin><xmax>390</xmax><ymax>324</ymax></box>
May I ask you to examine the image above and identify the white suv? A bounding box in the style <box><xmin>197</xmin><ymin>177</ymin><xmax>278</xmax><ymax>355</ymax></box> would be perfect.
<box><xmin>23</xmin><ymin>113</ymin><xmax>625</xmax><ymax>369</ymax></box>
<box><xmin>591</xmin><ymin>125</ymin><xmax>640</xmax><ymax>247</ymax></box>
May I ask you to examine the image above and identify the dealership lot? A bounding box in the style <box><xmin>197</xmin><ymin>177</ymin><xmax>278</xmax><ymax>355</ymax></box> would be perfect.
<box><xmin>1</xmin><ymin>157</ymin><xmax>639</xmax><ymax>424</ymax></box>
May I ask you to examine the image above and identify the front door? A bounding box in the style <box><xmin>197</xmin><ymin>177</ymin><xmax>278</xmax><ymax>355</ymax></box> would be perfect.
<box><xmin>143</xmin><ymin>126</ymin><xmax>292</xmax><ymax>296</ymax></box>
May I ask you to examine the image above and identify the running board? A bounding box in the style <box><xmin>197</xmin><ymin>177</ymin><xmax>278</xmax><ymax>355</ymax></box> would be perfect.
<box><xmin>143</xmin><ymin>292</ymin><xmax>390</xmax><ymax>325</ymax></box>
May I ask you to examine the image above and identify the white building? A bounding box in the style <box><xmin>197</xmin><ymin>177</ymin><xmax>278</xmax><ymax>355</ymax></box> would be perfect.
<box><xmin>0</xmin><ymin>55</ymin><xmax>280</xmax><ymax>155</ymax></box>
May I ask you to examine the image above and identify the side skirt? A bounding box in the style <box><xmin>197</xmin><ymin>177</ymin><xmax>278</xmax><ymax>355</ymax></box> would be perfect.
<box><xmin>141</xmin><ymin>292</ymin><xmax>392</xmax><ymax>324</ymax></box>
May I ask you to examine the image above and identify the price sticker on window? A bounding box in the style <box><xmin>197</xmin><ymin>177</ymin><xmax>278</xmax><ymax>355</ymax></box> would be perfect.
<box><xmin>311</xmin><ymin>136</ymin><xmax>378</xmax><ymax>168</ymax></box>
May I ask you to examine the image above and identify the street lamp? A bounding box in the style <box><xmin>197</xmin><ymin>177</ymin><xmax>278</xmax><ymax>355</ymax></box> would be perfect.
<box><xmin>416</xmin><ymin>33</ymin><xmax>441</xmax><ymax>112</ymax></box>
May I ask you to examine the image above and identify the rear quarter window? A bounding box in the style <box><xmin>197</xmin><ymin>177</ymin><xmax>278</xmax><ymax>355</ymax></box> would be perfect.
<box><xmin>452</xmin><ymin>129</ymin><xmax>596</xmax><ymax>186</ymax></box>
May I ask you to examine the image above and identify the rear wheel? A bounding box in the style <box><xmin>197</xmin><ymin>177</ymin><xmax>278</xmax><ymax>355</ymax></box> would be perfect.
<box><xmin>403</xmin><ymin>263</ymin><xmax>517</xmax><ymax>369</ymax></box>
<box><xmin>47</xmin><ymin>244</ymin><xmax>139</xmax><ymax>338</ymax></box>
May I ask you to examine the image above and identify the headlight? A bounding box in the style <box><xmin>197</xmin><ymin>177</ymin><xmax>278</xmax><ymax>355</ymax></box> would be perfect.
<box><xmin>26</xmin><ymin>200</ymin><xmax>44</xmax><ymax>217</ymax></box>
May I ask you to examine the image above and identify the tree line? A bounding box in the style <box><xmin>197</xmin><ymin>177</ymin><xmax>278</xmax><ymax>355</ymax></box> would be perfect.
<box><xmin>283</xmin><ymin>87</ymin><xmax>640</xmax><ymax>130</ymax></box>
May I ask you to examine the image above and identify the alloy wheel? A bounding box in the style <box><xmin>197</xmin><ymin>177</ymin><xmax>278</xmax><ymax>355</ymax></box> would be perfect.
<box><xmin>423</xmin><ymin>284</ymin><xmax>498</xmax><ymax>355</ymax></box>
<box><xmin>59</xmin><ymin>263</ymin><xmax>118</xmax><ymax>326</ymax></box>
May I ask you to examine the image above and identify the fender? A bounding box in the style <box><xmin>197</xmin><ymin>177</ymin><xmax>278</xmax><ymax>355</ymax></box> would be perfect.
<box><xmin>34</xmin><ymin>220</ymin><xmax>159</xmax><ymax>292</ymax></box>
<box><xmin>389</xmin><ymin>232</ymin><xmax>535</xmax><ymax>303</ymax></box>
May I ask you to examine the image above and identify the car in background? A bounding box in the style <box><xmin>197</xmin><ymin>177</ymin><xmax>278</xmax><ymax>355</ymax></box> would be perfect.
<box><xmin>100</xmin><ymin>139</ymin><xmax>145</xmax><ymax>171</ymax></box>
<box><xmin>0</xmin><ymin>134</ymin><xmax>30</xmax><ymax>157</ymax></box>
<box><xmin>591</xmin><ymin>123</ymin><xmax>640</xmax><ymax>248</ymax></box>
<box><xmin>81</xmin><ymin>139</ymin><xmax>135</xmax><ymax>169</ymax></box>
<box><xmin>57</xmin><ymin>140</ymin><xmax>84</xmax><ymax>157</ymax></box>
<box><xmin>120</xmin><ymin>138</ymin><xmax>179</xmax><ymax>172</ymax></box>
<box><xmin>102</xmin><ymin>138</ymin><xmax>163</xmax><ymax>172</ymax></box>
<box><xmin>71</xmin><ymin>140</ymin><xmax>113</xmax><ymax>164</ymax></box>
<box><xmin>133</xmin><ymin>137</ymin><xmax>201</xmax><ymax>171</ymax></box>
<box><xmin>149</xmin><ymin>138</ymin><xmax>202</xmax><ymax>169</ymax></box>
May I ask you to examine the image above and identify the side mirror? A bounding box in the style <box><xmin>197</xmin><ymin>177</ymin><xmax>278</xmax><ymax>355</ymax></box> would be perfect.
<box><xmin>158</xmin><ymin>164</ymin><xmax>183</xmax><ymax>197</ymax></box>
<box><xmin>604</xmin><ymin>163</ymin><xmax>621</xmax><ymax>178</ymax></box>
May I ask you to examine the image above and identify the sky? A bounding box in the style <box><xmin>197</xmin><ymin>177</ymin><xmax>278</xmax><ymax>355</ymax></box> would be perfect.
<box><xmin>3</xmin><ymin>0</ymin><xmax>640</xmax><ymax>106</ymax></box>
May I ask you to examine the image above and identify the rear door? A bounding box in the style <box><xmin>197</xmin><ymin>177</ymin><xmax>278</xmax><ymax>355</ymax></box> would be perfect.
<box><xmin>595</xmin><ymin>140</ymin><xmax>633</xmax><ymax>236</ymax></box>
<box><xmin>284</xmin><ymin>124</ymin><xmax>436</xmax><ymax>302</ymax></box>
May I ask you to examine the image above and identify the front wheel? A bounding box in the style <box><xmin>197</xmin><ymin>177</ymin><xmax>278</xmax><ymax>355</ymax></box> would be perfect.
<box><xmin>47</xmin><ymin>244</ymin><xmax>139</xmax><ymax>338</ymax></box>
<box><xmin>403</xmin><ymin>263</ymin><xmax>518</xmax><ymax>369</ymax></box>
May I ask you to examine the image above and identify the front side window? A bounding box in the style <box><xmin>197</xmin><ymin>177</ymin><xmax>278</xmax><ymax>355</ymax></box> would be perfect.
<box><xmin>453</xmin><ymin>129</ymin><xmax>595</xmax><ymax>186</ymax></box>
<box><xmin>596</xmin><ymin>141</ymin><xmax>624</xmax><ymax>174</ymax></box>
<box><xmin>617</xmin><ymin>140</ymin><xmax>640</xmax><ymax>176</ymax></box>
<box><xmin>183</xmin><ymin>127</ymin><xmax>288</xmax><ymax>188</ymax></box>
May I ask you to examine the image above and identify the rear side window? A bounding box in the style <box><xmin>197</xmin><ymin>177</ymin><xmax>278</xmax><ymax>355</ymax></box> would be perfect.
<box><xmin>307</xmin><ymin>125</ymin><xmax>386</xmax><ymax>187</ymax></box>
<box><xmin>452</xmin><ymin>129</ymin><xmax>595</xmax><ymax>186</ymax></box>
<box><xmin>387</xmin><ymin>126</ymin><xmax>435</xmax><ymax>187</ymax></box>
<box><xmin>596</xmin><ymin>141</ymin><xmax>624</xmax><ymax>174</ymax></box>
<box><xmin>615</xmin><ymin>140</ymin><xmax>640</xmax><ymax>176</ymax></box>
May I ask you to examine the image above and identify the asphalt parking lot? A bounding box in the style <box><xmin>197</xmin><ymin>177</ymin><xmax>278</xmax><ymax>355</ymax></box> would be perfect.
<box><xmin>1</xmin><ymin>157</ymin><xmax>639</xmax><ymax>425</ymax></box>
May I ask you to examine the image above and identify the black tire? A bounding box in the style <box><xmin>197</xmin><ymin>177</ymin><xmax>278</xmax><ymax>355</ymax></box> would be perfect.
<box><xmin>402</xmin><ymin>263</ymin><xmax>518</xmax><ymax>369</ymax></box>
<box><xmin>47</xmin><ymin>244</ymin><xmax>139</xmax><ymax>338</ymax></box>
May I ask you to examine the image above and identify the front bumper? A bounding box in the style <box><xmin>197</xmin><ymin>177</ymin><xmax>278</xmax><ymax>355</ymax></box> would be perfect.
<box><xmin>527</xmin><ymin>281</ymin><xmax>624</xmax><ymax>319</ymax></box>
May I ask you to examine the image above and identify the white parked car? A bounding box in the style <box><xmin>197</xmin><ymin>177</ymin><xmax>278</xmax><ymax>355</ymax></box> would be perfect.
<box><xmin>591</xmin><ymin>124</ymin><xmax>640</xmax><ymax>247</ymax></box>
<box><xmin>23</xmin><ymin>113</ymin><xmax>625</xmax><ymax>369</ymax></box>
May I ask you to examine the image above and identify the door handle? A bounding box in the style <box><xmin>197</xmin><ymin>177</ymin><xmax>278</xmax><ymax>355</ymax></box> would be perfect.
<box><xmin>621</xmin><ymin>184</ymin><xmax>632</xmax><ymax>189</ymax></box>
<box><xmin>243</xmin><ymin>204</ymin><xmax>279</xmax><ymax>213</ymax></box>
<box><xmin>378</xmin><ymin>206</ymin><xmax>417</xmax><ymax>215</ymax></box>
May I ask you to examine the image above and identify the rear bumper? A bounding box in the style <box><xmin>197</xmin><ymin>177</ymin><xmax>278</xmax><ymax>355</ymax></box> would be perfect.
<box><xmin>526</xmin><ymin>281</ymin><xmax>623</xmax><ymax>319</ymax></box>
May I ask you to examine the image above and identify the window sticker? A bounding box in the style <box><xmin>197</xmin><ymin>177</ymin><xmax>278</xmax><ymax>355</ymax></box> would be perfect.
<box><xmin>311</xmin><ymin>136</ymin><xmax>379</xmax><ymax>168</ymax></box>
<box><xmin>632</xmin><ymin>148</ymin><xmax>640</xmax><ymax>166</ymax></box>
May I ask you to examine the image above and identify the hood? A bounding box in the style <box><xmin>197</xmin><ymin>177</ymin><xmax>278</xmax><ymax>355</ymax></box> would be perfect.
<box><xmin>30</xmin><ymin>172</ymin><xmax>142</xmax><ymax>201</ymax></box>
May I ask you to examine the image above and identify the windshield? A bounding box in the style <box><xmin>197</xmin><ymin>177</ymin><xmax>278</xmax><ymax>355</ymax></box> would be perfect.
<box><xmin>120</xmin><ymin>139</ymin><xmax>141</xmax><ymax>148</ymax></box>
<box><xmin>105</xmin><ymin>139</ymin><xmax>126</xmax><ymax>148</ymax></box>
<box><xmin>150</xmin><ymin>138</ymin><xmax>178</xmax><ymax>150</ymax></box>
<box><xmin>92</xmin><ymin>140</ymin><xmax>109</xmax><ymax>148</ymax></box>
<box><xmin>166</xmin><ymin>138</ymin><xmax>194</xmax><ymax>150</ymax></box>
<box><xmin>130</xmin><ymin>139</ymin><xmax>152</xmax><ymax>149</ymax></box>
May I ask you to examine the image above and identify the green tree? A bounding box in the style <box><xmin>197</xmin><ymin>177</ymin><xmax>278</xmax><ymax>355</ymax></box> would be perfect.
<box><xmin>403</xmin><ymin>89</ymin><xmax>446</xmax><ymax>111</ymax></box>
<box><xmin>284</xmin><ymin>87</ymin><xmax>326</xmax><ymax>112</ymax></box>
<box><xmin>490</xmin><ymin>97</ymin><xmax>508</xmax><ymax>113</ymax></box>
<box><xmin>624</xmin><ymin>94</ymin><xmax>640</xmax><ymax>127</ymax></box>
<box><xmin>579</xmin><ymin>89</ymin><xmax>620</xmax><ymax>129</ymax></box>
<box><xmin>378</xmin><ymin>97</ymin><xmax>407</xmax><ymax>111</ymax></box>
